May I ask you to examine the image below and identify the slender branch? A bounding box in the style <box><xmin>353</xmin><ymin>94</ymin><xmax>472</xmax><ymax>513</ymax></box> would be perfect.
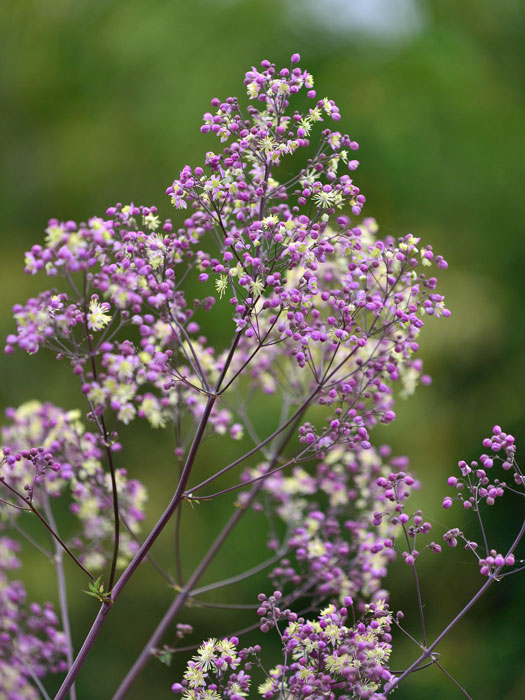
<box><xmin>167</xmin><ymin>313</ymin><xmax>211</xmax><ymax>392</ymax></box>
<box><xmin>186</xmin><ymin>449</ymin><xmax>310</xmax><ymax>501</ymax></box>
<box><xmin>474</xmin><ymin>487</ymin><xmax>490</xmax><ymax>557</ymax></box>
<box><xmin>385</xmin><ymin>516</ymin><xmax>525</xmax><ymax>693</ymax></box>
<box><xmin>173</xmin><ymin>447</ymin><xmax>185</xmax><ymax>587</ymax></box>
<box><xmin>173</xmin><ymin>499</ymin><xmax>184</xmax><ymax>586</ymax></box>
<box><xmin>3</xmin><ymin>513</ymin><xmax>52</xmax><ymax>558</ymax></box>
<box><xmin>25</xmin><ymin>664</ymin><xmax>52</xmax><ymax>700</ymax></box>
<box><xmin>0</xmin><ymin>480</ymin><xmax>94</xmax><ymax>580</ymax></box>
<box><xmin>0</xmin><ymin>496</ymin><xmax>32</xmax><ymax>512</ymax></box>
<box><xmin>394</xmin><ymin>618</ymin><xmax>422</xmax><ymax>648</ymax></box>
<box><xmin>400</xmin><ymin>517</ymin><xmax>426</xmax><ymax>648</ymax></box>
<box><xmin>185</xmin><ymin>598</ymin><xmax>258</xmax><ymax>610</ymax></box>
<box><xmin>44</xmin><ymin>497</ymin><xmax>77</xmax><ymax>700</ymax></box>
<box><xmin>434</xmin><ymin>659</ymin><xmax>473</xmax><ymax>699</ymax></box>
<box><xmin>499</xmin><ymin>563</ymin><xmax>525</xmax><ymax>578</ymax></box>
<box><xmin>101</xmin><ymin>427</ymin><xmax>120</xmax><ymax>592</ymax></box>
<box><xmin>280</xmin><ymin>647</ymin><xmax>288</xmax><ymax>700</ymax></box>
<box><xmin>217</xmin><ymin>311</ymin><xmax>282</xmax><ymax>396</ymax></box>
<box><xmin>111</xmin><ymin>409</ymin><xmax>305</xmax><ymax>699</ymax></box>
<box><xmin>82</xmin><ymin>282</ymin><xmax>121</xmax><ymax>592</ymax></box>
<box><xmin>391</xmin><ymin>659</ymin><xmax>437</xmax><ymax>675</ymax></box>
<box><xmin>410</xmin><ymin>565</ymin><xmax>426</xmax><ymax>647</ymax></box>
<box><xmin>185</xmin><ymin>386</ymin><xmax>319</xmax><ymax>496</ymax></box>
<box><xmin>190</xmin><ymin>550</ymin><xmax>287</xmax><ymax>596</ymax></box>
<box><xmin>120</xmin><ymin>513</ymin><xmax>174</xmax><ymax>585</ymax></box>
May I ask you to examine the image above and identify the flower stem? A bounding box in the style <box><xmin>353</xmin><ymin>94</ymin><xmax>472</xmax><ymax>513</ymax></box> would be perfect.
<box><xmin>53</xmin><ymin>331</ymin><xmax>242</xmax><ymax>700</ymax></box>
<box><xmin>1</xmin><ymin>479</ymin><xmax>94</xmax><ymax>580</ymax></box>
<box><xmin>386</xmin><ymin>516</ymin><xmax>525</xmax><ymax>694</ymax></box>
<box><xmin>111</xmin><ymin>408</ymin><xmax>306</xmax><ymax>699</ymax></box>
<box><xmin>44</xmin><ymin>497</ymin><xmax>77</xmax><ymax>700</ymax></box>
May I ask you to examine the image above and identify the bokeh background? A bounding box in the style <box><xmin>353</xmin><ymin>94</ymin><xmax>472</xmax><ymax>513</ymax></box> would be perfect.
<box><xmin>1</xmin><ymin>0</ymin><xmax>524</xmax><ymax>698</ymax></box>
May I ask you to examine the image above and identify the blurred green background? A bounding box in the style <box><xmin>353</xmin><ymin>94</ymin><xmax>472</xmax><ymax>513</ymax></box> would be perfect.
<box><xmin>1</xmin><ymin>0</ymin><xmax>524</xmax><ymax>698</ymax></box>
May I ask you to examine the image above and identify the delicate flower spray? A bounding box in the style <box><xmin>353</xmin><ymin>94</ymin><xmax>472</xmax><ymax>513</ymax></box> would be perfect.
<box><xmin>2</xmin><ymin>54</ymin><xmax>523</xmax><ymax>699</ymax></box>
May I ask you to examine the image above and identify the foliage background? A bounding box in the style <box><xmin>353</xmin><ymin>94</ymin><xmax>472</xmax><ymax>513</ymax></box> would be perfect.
<box><xmin>1</xmin><ymin>1</ymin><xmax>524</xmax><ymax>698</ymax></box>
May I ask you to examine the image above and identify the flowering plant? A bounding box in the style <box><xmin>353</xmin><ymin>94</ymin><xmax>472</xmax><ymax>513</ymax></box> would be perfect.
<box><xmin>1</xmin><ymin>53</ymin><xmax>523</xmax><ymax>699</ymax></box>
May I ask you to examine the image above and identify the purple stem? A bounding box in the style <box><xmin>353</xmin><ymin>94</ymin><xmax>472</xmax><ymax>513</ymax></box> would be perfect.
<box><xmin>1</xmin><ymin>480</ymin><xmax>94</xmax><ymax>580</ymax></box>
<box><xmin>400</xmin><ymin>517</ymin><xmax>427</xmax><ymax>648</ymax></box>
<box><xmin>53</xmin><ymin>395</ymin><xmax>216</xmax><ymax>700</ymax></box>
<box><xmin>385</xmin><ymin>516</ymin><xmax>525</xmax><ymax>694</ymax></box>
<box><xmin>190</xmin><ymin>551</ymin><xmax>287</xmax><ymax>596</ymax></box>
<box><xmin>82</xmin><ymin>281</ymin><xmax>121</xmax><ymax>592</ymax></box>
<box><xmin>434</xmin><ymin>659</ymin><xmax>473</xmax><ymax>699</ymax></box>
<box><xmin>111</xmin><ymin>409</ymin><xmax>306</xmax><ymax>699</ymax></box>
<box><xmin>44</xmin><ymin>497</ymin><xmax>77</xmax><ymax>700</ymax></box>
<box><xmin>53</xmin><ymin>332</ymin><xmax>242</xmax><ymax>700</ymax></box>
<box><xmin>111</xmin><ymin>488</ymin><xmax>254</xmax><ymax>699</ymax></box>
<box><xmin>186</xmin><ymin>386</ymin><xmax>320</xmax><ymax>495</ymax></box>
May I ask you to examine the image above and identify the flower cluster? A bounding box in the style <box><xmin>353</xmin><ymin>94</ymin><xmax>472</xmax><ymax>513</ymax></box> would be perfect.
<box><xmin>174</xmin><ymin>600</ymin><xmax>394</xmax><ymax>700</ymax></box>
<box><xmin>0</xmin><ymin>535</ymin><xmax>67</xmax><ymax>699</ymax></box>
<box><xmin>166</xmin><ymin>54</ymin><xmax>448</xmax><ymax>443</ymax></box>
<box><xmin>374</xmin><ymin>469</ymin><xmax>442</xmax><ymax>567</ymax></box>
<box><xmin>5</xmin><ymin>204</ymin><xmax>241</xmax><ymax>440</ymax></box>
<box><xmin>259</xmin><ymin>601</ymin><xmax>393</xmax><ymax>700</ymax></box>
<box><xmin>443</xmin><ymin>425</ymin><xmax>521</xmax><ymax>511</ymax></box>
<box><xmin>442</xmin><ymin>523</ymin><xmax>493</xmax><ymax>566</ymax></box>
<box><xmin>441</xmin><ymin>426</ymin><xmax>524</xmax><ymax>577</ymax></box>
<box><xmin>246</xmin><ymin>445</ymin><xmax>419</xmax><ymax>605</ymax></box>
<box><xmin>1</xmin><ymin>402</ymin><xmax>147</xmax><ymax>570</ymax></box>
<box><xmin>171</xmin><ymin>636</ymin><xmax>257</xmax><ymax>700</ymax></box>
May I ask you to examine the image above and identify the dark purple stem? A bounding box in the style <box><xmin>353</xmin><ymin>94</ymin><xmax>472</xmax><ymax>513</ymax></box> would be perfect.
<box><xmin>82</xmin><ymin>284</ymin><xmax>121</xmax><ymax>593</ymax></box>
<box><xmin>186</xmin><ymin>386</ymin><xmax>320</xmax><ymax>496</ymax></box>
<box><xmin>385</xmin><ymin>516</ymin><xmax>525</xmax><ymax>694</ymax></box>
<box><xmin>44</xmin><ymin>497</ymin><xmax>77</xmax><ymax>700</ymax></box>
<box><xmin>111</xmin><ymin>488</ymin><xmax>254</xmax><ymax>700</ymax></box>
<box><xmin>111</xmin><ymin>409</ymin><xmax>306</xmax><ymax>698</ymax></box>
<box><xmin>400</xmin><ymin>518</ymin><xmax>426</xmax><ymax>647</ymax></box>
<box><xmin>1</xmin><ymin>480</ymin><xmax>94</xmax><ymax>580</ymax></box>
<box><xmin>434</xmin><ymin>659</ymin><xmax>473</xmax><ymax>699</ymax></box>
<box><xmin>53</xmin><ymin>332</ymin><xmax>242</xmax><ymax>700</ymax></box>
